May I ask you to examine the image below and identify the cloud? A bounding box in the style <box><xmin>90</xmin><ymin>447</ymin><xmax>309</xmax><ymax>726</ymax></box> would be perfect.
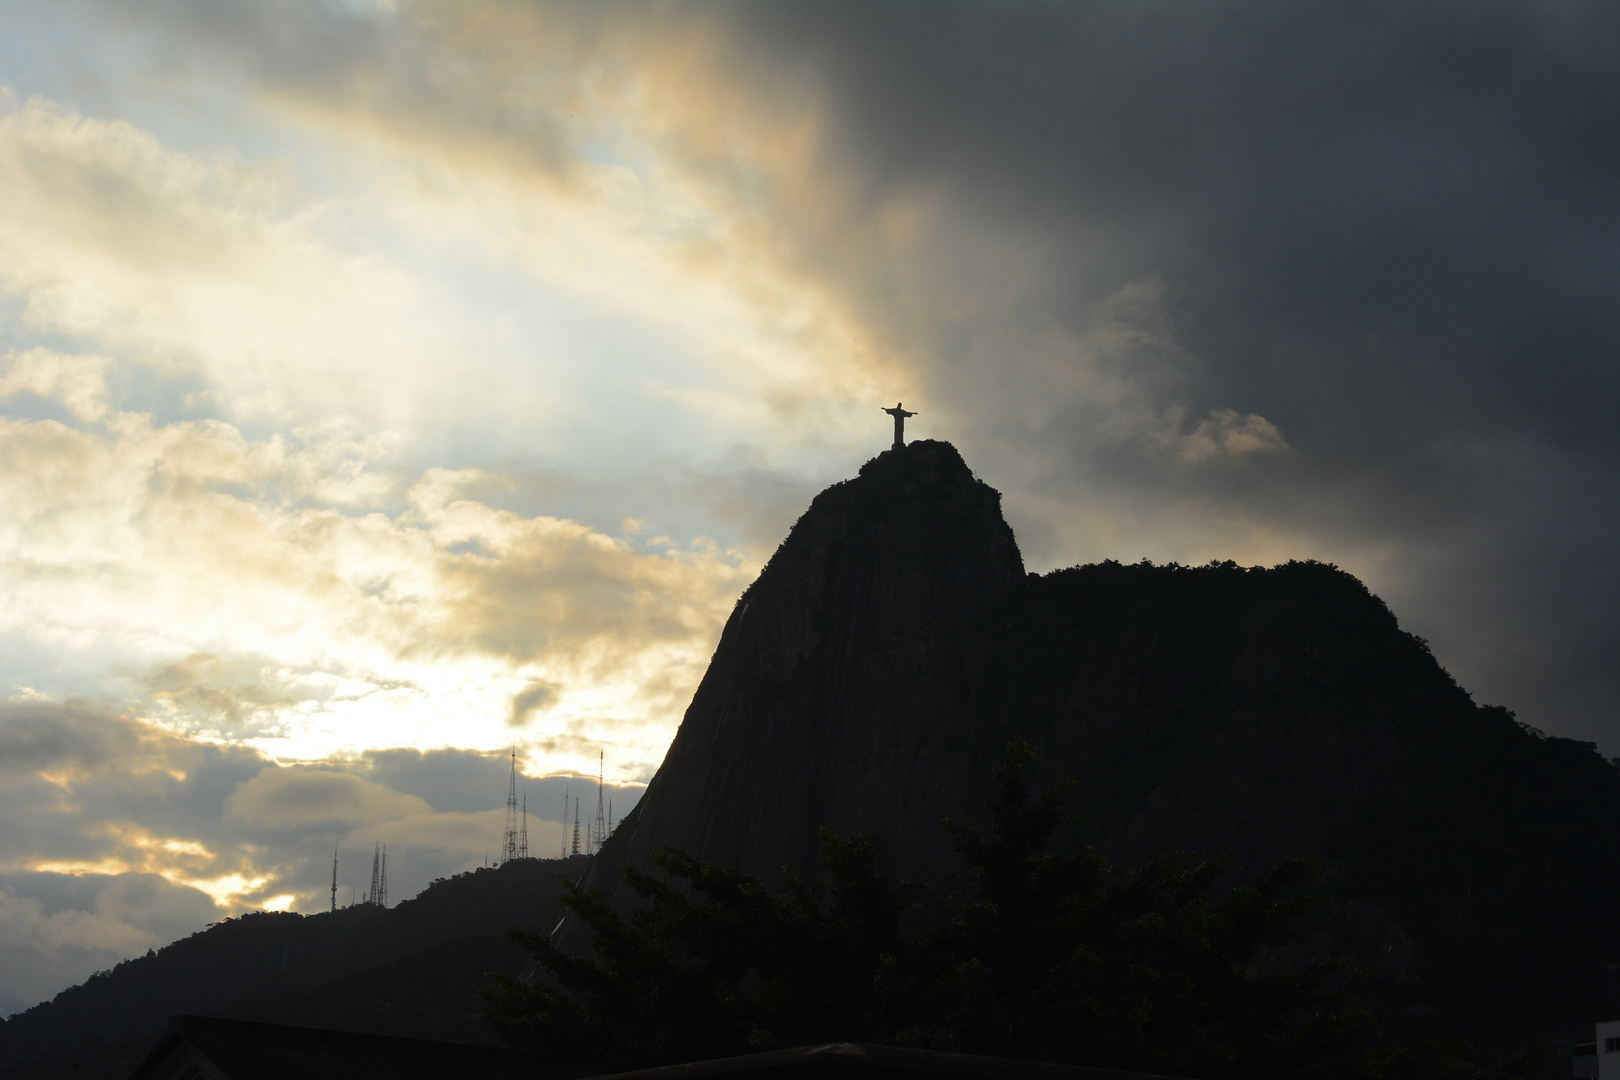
<box><xmin>0</xmin><ymin>79</ymin><xmax>793</xmax><ymax>772</ymax></box>
<box><xmin>602</xmin><ymin>2</ymin><xmax>1620</xmax><ymax>744</ymax></box>
<box><xmin>224</xmin><ymin>767</ymin><xmax>433</xmax><ymax>831</ymax></box>
<box><xmin>356</xmin><ymin>747</ymin><xmax>519</xmax><ymax>816</ymax></box>
<box><xmin>0</xmin><ymin>371</ymin><xmax>752</xmax><ymax>766</ymax></box>
<box><xmin>0</xmin><ymin>94</ymin><xmax>455</xmax><ymax>427</ymax></box>
<box><xmin>0</xmin><ymin>888</ymin><xmax>151</xmax><ymax>955</ymax></box>
<box><xmin>0</xmin><ymin>884</ymin><xmax>155</xmax><ymax>1016</ymax></box>
<box><xmin>0</xmin><ymin>701</ymin><xmax>142</xmax><ymax>776</ymax></box>
<box><xmin>0</xmin><ymin>348</ymin><xmax>111</xmax><ymax>423</ymax></box>
<box><xmin>107</xmin><ymin>3</ymin><xmax>1296</xmax><ymax>494</ymax></box>
<box><xmin>0</xmin><ymin>702</ymin><xmax>258</xmax><ymax>877</ymax></box>
<box><xmin>413</xmin><ymin>470</ymin><xmax>749</xmax><ymax>669</ymax></box>
<box><xmin>46</xmin><ymin>4</ymin><xmax>901</xmax><ymax>433</ymax></box>
<box><xmin>1176</xmin><ymin>410</ymin><xmax>1289</xmax><ymax>466</ymax></box>
<box><xmin>143</xmin><ymin>655</ymin><xmax>298</xmax><ymax>727</ymax></box>
<box><xmin>90</xmin><ymin>872</ymin><xmax>220</xmax><ymax>943</ymax></box>
<box><xmin>510</xmin><ymin>679</ymin><xmax>560</xmax><ymax>727</ymax></box>
<box><xmin>23</xmin><ymin>5</ymin><xmax>1602</xmax><ymax>750</ymax></box>
<box><xmin>0</xmin><ymin>706</ymin><xmax>644</xmax><ymax>1013</ymax></box>
<box><xmin>0</xmin><ymin>869</ymin><xmax>225</xmax><ymax>1016</ymax></box>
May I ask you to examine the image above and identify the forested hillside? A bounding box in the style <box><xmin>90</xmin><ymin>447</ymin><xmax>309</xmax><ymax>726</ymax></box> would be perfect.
<box><xmin>0</xmin><ymin>855</ymin><xmax>590</xmax><ymax>1080</ymax></box>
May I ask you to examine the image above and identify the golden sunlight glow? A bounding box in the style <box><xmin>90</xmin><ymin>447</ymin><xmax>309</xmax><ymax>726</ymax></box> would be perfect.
<box><xmin>29</xmin><ymin>858</ymin><xmax>137</xmax><ymax>878</ymax></box>
<box><xmin>185</xmin><ymin>874</ymin><xmax>272</xmax><ymax>907</ymax></box>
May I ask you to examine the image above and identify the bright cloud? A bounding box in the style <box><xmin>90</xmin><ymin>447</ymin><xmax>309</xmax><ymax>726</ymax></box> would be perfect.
<box><xmin>0</xmin><ymin>367</ymin><xmax>754</xmax><ymax>771</ymax></box>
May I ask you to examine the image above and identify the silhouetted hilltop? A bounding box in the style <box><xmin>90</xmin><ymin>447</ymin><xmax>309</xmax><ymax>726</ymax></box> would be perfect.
<box><xmin>12</xmin><ymin>440</ymin><xmax>1618</xmax><ymax>1072</ymax></box>
<box><xmin>586</xmin><ymin>440</ymin><xmax>1620</xmax><ymax>1055</ymax></box>
<box><xmin>587</xmin><ymin>440</ymin><xmax>1024</xmax><ymax>893</ymax></box>
<box><xmin>0</xmin><ymin>855</ymin><xmax>590</xmax><ymax>1080</ymax></box>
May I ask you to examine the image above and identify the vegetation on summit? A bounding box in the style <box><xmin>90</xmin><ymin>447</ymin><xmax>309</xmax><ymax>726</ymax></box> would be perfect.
<box><xmin>483</xmin><ymin>745</ymin><xmax>1536</xmax><ymax>1079</ymax></box>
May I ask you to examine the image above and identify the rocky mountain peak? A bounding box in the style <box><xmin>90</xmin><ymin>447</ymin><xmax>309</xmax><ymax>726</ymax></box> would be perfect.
<box><xmin>585</xmin><ymin>440</ymin><xmax>1024</xmax><ymax>892</ymax></box>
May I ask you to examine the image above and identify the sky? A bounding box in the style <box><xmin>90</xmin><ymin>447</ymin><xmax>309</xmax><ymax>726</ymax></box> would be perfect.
<box><xmin>0</xmin><ymin>0</ymin><xmax>1617</xmax><ymax>1016</ymax></box>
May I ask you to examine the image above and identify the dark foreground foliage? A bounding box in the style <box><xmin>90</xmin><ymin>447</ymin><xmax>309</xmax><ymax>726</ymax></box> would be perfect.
<box><xmin>482</xmin><ymin>746</ymin><xmax>1537</xmax><ymax>1080</ymax></box>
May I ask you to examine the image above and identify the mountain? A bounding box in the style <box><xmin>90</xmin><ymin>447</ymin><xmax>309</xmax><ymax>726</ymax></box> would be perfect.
<box><xmin>10</xmin><ymin>439</ymin><xmax>1618</xmax><ymax>1072</ymax></box>
<box><xmin>0</xmin><ymin>855</ymin><xmax>591</xmax><ymax>1080</ymax></box>
<box><xmin>585</xmin><ymin>439</ymin><xmax>1025</xmax><ymax>892</ymax></box>
<box><xmin>583</xmin><ymin>439</ymin><xmax>1620</xmax><ymax>1056</ymax></box>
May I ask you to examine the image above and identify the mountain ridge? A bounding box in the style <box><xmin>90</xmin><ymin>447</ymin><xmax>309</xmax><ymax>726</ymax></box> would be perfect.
<box><xmin>582</xmin><ymin>440</ymin><xmax>1620</xmax><ymax>1055</ymax></box>
<box><xmin>0</xmin><ymin>855</ymin><xmax>591</xmax><ymax>1079</ymax></box>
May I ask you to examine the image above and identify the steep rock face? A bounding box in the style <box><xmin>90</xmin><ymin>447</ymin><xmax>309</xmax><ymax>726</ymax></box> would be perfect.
<box><xmin>588</xmin><ymin>440</ymin><xmax>1023</xmax><ymax>889</ymax></box>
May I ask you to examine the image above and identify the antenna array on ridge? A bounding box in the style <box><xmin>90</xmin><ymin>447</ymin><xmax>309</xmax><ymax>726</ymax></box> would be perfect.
<box><xmin>502</xmin><ymin>752</ymin><xmax>615</xmax><ymax>862</ymax></box>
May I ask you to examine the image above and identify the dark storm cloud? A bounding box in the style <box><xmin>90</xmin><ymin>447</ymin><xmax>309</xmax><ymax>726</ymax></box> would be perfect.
<box><xmin>359</xmin><ymin>746</ymin><xmax>643</xmax><ymax>824</ymax></box>
<box><xmin>716</xmin><ymin>2</ymin><xmax>1620</xmax><ymax>743</ymax></box>
<box><xmin>729</xmin><ymin>3</ymin><xmax>1620</xmax><ymax>464</ymax></box>
<box><xmin>0</xmin><ymin>700</ymin><xmax>139</xmax><ymax>773</ymax></box>
<box><xmin>359</xmin><ymin>747</ymin><xmax>520</xmax><ymax>815</ymax></box>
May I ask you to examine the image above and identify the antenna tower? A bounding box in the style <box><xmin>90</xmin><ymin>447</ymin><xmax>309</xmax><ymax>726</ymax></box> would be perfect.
<box><xmin>571</xmin><ymin>796</ymin><xmax>580</xmax><ymax>856</ymax></box>
<box><xmin>560</xmin><ymin>789</ymin><xmax>568</xmax><ymax>857</ymax></box>
<box><xmin>367</xmin><ymin>839</ymin><xmax>382</xmax><ymax>905</ymax></box>
<box><xmin>519</xmin><ymin>792</ymin><xmax>529</xmax><ymax>859</ymax></box>
<box><xmin>608</xmin><ymin>798</ymin><xmax>614</xmax><ymax>837</ymax></box>
<box><xmin>330</xmin><ymin>844</ymin><xmax>338</xmax><ymax>913</ymax></box>
<box><xmin>591</xmin><ymin>751</ymin><xmax>607</xmax><ymax>853</ymax></box>
<box><xmin>377</xmin><ymin>845</ymin><xmax>388</xmax><ymax>908</ymax></box>
<box><xmin>501</xmin><ymin>746</ymin><xmax>520</xmax><ymax>864</ymax></box>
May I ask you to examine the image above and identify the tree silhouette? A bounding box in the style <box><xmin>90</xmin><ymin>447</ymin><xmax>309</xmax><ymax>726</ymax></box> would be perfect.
<box><xmin>483</xmin><ymin>745</ymin><xmax>1535</xmax><ymax>1080</ymax></box>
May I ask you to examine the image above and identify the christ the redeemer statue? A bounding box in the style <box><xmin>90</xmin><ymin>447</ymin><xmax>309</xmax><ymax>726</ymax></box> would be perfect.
<box><xmin>883</xmin><ymin>403</ymin><xmax>917</xmax><ymax>450</ymax></box>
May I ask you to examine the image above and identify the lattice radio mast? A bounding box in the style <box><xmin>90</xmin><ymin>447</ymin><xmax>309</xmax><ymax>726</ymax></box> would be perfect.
<box><xmin>367</xmin><ymin>838</ymin><xmax>382</xmax><ymax>905</ymax></box>
<box><xmin>590</xmin><ymin>751</ymin><xmax>607</xmax><ymax>853</ymax></box>
<box><xmin>330</xmin><ymin>844</ymin><xmax>338</xmax><ymax>913</ymax></box>
<box><xmin>501</xmin><ymin>746</ymin><xmax>520</xmax><ymax>864</ymax></box>
<box><xmin>560</xmin><ymin>788</ymin><xmax>568</xmax><ymax>857</ymax></box>
<box><xmin>519</xmin><ymin>792</ymin><xmax>529</xmax><ymax>859</ymax></box>
<box><xmin>570</xmin><ymin>796</ymin><xmax>581</xmax><ymax>856</ymax></box>
<box><xmin>377</xmin><ymin>845</ymin><xmax>388</xmax><ymax>908</ymax></box>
